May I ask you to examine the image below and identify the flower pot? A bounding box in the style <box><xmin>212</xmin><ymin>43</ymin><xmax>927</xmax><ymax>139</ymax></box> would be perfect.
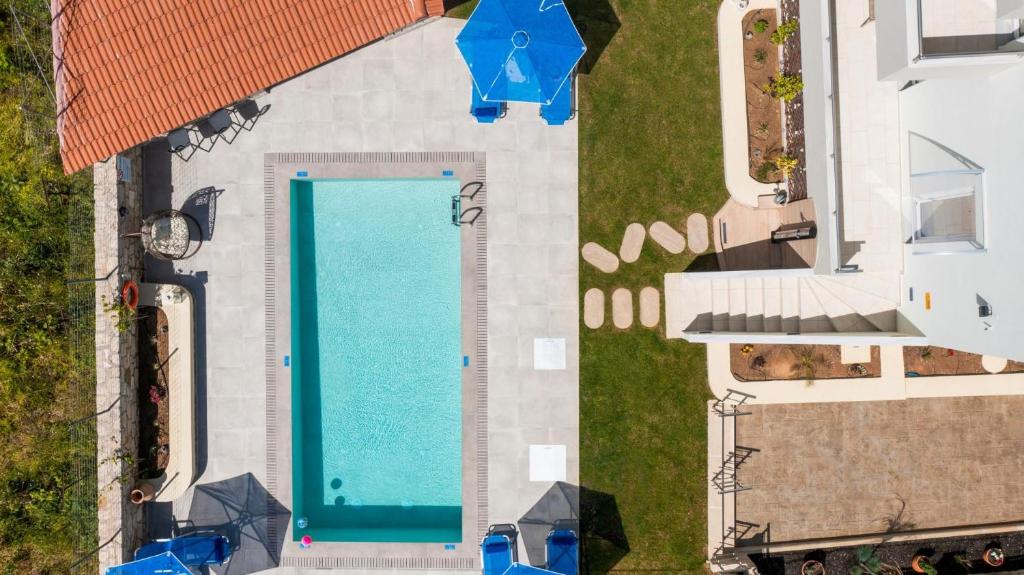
<box><xmin>801</xmin><ymin>559</ymin><xmax>825</xmax><ymax>575</ymax></box>
<box><xmin>984</xmin><ymin>547</ymin><xmax>1005</xmax><ymax>567</ymax></box>
<box><xmin>911</xmin><ymin>555</ymin><xmax>930</xmax><ymax>574</ymax></box>
<box><xmin>129</xmin><ymin>482</ymin><xmax>155</xmax><ymax>505</ymax></box>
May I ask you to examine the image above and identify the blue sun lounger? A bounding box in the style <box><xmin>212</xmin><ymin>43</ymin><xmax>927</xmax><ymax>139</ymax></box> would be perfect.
<box><xmin>540</xmin><ymin>81</ymin><xmax>573</xmax><ymax>126</ymax></box>
<box><xmin>106</xmin><ymin>552</ymin><xmax>191</xmax><ymax>575</ymax></box>
<box><xmin>134</xmin><ymin>534</ymin><xmax>231</xmax><ymax>566</ymax></box>
<box><xmin>481</xmin><ymin>533</ymin><xmax>514</xmax><ymax>575</ymax></box>
<box><xmin>546</xmin><ymin>529</ymin><xmax>579</xmax><ymax>575</ymax></box>
<box><xmin>471</xmin><ymin>87</ymin><xmax>505</xmax><ymax>124</ymax></box>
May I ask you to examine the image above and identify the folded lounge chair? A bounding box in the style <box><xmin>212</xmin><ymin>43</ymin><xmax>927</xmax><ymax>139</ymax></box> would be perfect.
<box><xmin>481</xmin><ymin>533</ymin><xmax>514</xmax><ymax>575</ymax></box>
<box><xmin>134</xmin><ymin>534</ymin><xmax>232</xmax><ymax>566</ymax></box>
<box><xmin>106</xmin><ymin>552</ymin><xmax>191</xmax><ymax>575</ymax></box>
<box><xmin>540</xmin><ymin>80</ymin><xmax>573</xmax><ymax>126</ymax></box>
<box><xmin>546</xmin><ymin>529</ymin><xmax>579</xmax><ymax>575</ymax></box>
<box><xmin>471</xmin><ymin>87</ymin><xmax>505</xmax><ymax>124</ymax></box>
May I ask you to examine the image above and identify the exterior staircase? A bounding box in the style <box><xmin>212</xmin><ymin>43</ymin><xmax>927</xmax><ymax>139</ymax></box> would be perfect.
<box><xmin>665</xmin><ymin>272</ymin><xmax>903</xmax><ymax>340</ymax></box>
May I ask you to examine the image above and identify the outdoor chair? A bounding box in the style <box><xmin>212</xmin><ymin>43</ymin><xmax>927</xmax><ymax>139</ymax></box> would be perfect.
<box><xmin>460</xmin><ymin>181</ymin><xmax>485</xmax><ymax>202</ymax></box>
<box><xmin>487</xmin><ymin>524</ymin><xmax>520</xmax><ymax>561</ymax></box>
<box><xmin>167</xmin><ymin>128</ymin><xmax>197</xmax><ymax>161</ymax></box>
<box><xmin>134</xmin><ymin>534</ymin><xmax>232</xmax><ymax>566</ymax></box>
<box><xmin>196</xmin><ymin>108</ymin><xmax>237</xmax><ymax>148</ymax></box>
<box><xmin>545</xmin><ymin>529</ymin><xmax>578</xmax><ymax>575</ymax></box>
<box><xmin>481</xmin><ymin>533</ymin><xmax>514</xmax><ymax>575</ymax></box>
<box><xmin>540</xmin><ymin>81</ymin><xmax>573</xmax><ymax>126</ymax></box>
<box><xmin>471</xmin><ymin>87</ymin><xmax>505</xmax><ymax>124</ymax></box>
<box><xmin>232</xmin><ymin>99</ymin><xmax>271</xmax><ymax>131</ymax></box>
<box><xmin>460</xmin><ymin>206</ymin><xmax>483</xmax><ymax>226</ymax></box>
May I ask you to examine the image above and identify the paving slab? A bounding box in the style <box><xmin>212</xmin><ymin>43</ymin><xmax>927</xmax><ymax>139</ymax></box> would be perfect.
<box><xmin>639</xmin><ymin>287</ymin><xmax>660</xmax><ymax>328</ymax></box>
<box><xmin>582</xmin><ymin>242</ymin><xmax>619</xmax><ymax>273</ymax></box>
<box><xmin>649</xmin><ymin>221</ymin><xmax>686</xmax><ymax>254</ymax></box>
<box><xmin>612</xmin><ymin>288</ymin><xmax>633</xmax><ymax>329</ymax></box>
<box><xmin>687</xmin><ymin>213</ymin><xmax>710</xmax><ymax>253</ymax></box>
<box><xmin>583</xmin><ymin>288</ymin><xmax>605</xmax><ymax>329</ymax></box>
<box><xmin>619</xmin><ymin>222</ymin><xmax>646</xmax><ymax>263</ymax></box>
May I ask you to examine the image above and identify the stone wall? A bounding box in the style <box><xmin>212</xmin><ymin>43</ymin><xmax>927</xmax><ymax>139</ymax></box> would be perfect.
<box><xmin>93</xmin><ymin>147</ymin><xmax>145</xmax><ymax>573</ymax></box>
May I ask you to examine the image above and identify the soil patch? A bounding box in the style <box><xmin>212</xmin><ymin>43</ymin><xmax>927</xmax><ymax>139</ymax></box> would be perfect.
<box><xmin>903</xmin><ymin>346</ymin><xmax>1024</xmax><ymax>376</ymax></box>
<box><xmin>731</xmin><ymin>344</ymin><xmax>881</xmax><ymax>381</ymax></box>
<box><xmin>137</xmin><ymin>305</ymin><xmax>170</xmax><ymax>479</ymax></box>
<box><xmin>780</xmin><ymin>0</ymin><xmax>806</xmax><ymax>200</ymax></box>
<box><xmin>743</xmin><ymin>9</ymin><xmax>783</xmax><ymax>184</ymax></box>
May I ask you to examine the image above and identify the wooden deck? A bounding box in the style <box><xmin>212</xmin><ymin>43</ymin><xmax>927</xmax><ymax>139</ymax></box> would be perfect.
<box><xmin>712</xmin><ymin>197</ymin><xmax>817</xmax><ymax>270</ymax></box>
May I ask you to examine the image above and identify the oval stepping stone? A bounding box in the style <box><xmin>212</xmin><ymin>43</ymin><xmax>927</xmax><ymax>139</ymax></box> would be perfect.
<box><xmin>583</xmin><ymin>288</ymin><xmax>605</xmax><ymax>329</ymax></box>
<box><xmin>982</xmin><ymin>355</ymin><xmax>1008</xmax><ymax>374</ymax></box>
<box><xmin>582</xmin><ymin>242</ymin><xmax>619</xmax><ymax>273</ymax></box>
<box><xmin>619</xmin><ymin>223</ymin><xmax>646</xmax><ymax>263</ymax></box>
<box><xmin>639</xmin><ymin>287</ymin><xmax>660</xmax><ymax>328</ymax></box>
<box><xmin>649</xmin><ymin>221</ymin><xmax>686</xmax><ymax>254</ymax></box>
<box><xmin>687</xmin><ymin>213</ymin><xmax>710</xmax><ymax>253</ymax></box>
<box><xmin>612</xmin><ymin>288</ymin><xmax>633</xmax><ymax>329</ymax></box>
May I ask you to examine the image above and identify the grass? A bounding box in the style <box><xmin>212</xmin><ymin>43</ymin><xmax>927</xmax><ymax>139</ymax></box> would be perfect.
<box><xmin>447</xmin><ymin>0</ymin><xmax>728</xmax><ymax>571</ymax></box>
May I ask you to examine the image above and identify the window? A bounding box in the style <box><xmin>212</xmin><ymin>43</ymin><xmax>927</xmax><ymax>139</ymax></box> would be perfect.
<box><xmin>908</xmin><ymin>132</ymin><xmax>985</xmax><ymax>251</ymax></box>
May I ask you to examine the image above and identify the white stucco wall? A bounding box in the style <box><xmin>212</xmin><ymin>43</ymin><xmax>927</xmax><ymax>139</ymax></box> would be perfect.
<box><xmin>898</xmin><ymin>65</ymin><xmax>1024</xmax><ymax>361</ymax></box>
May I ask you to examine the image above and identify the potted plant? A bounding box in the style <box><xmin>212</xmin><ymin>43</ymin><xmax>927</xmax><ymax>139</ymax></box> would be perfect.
<box><xmin>912</xmin><ymin>554</ymin><xmax>937</xmax><ymax>575</ymax></box>
<box><xmin>801</xmin><ymin>558</ymin><xmax>825</xmax><ymax>575</ymax></box>
<box><xmin>983</xmin><ymin>546</ymin><xmax>1005</xmax><ymax>567</ymax></box>
<box><xmin>130</xmin><ymin>482</ymin><xmax>155</xmax><ymax>505</ymax></box>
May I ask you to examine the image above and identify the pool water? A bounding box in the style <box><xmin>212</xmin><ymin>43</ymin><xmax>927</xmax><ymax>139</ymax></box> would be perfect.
<box><xmin>290</xmin><ymin>178</ymin><xmax>463</xmax><ymax>542</ymax></box>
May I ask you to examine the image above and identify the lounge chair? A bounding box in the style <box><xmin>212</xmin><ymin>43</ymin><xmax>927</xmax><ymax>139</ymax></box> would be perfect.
<box><xmin>481</xmin><ymin>533</ymin><xmax>514</xmax><ymax>575</ymax></box>
<box><xmin>471</xmin><ymin>87</ymin><xmax>505</xmax><ymax>124</ymax></box>
<box><xmin>546</xmin><ymin>529</ymin><xmax>578</xmax><ymax>575</ymax></box>
<box><xmin>106</xmin><ymin>552</ymin><xmax>191</xmax><ymax>575</ymax></box>
<box><xmin>134</xmin><ymin>534</ymin><xmax>232</xmax><ymax>566</ymax></box>
<box><xmin>540</xmin><ymin>80</ymin><xmax>573</xmax><ymax>126</ymax></box>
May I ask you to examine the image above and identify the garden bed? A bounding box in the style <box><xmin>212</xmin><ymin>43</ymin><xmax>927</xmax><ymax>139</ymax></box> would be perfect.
<box><xmin>137</xmin><ymin>305</ymin><xmax>170</xmax><ymax>479</ymax></box>
<box><xmin>780</xmin><ymin>0</ymin><xmax>807</xmax><ymax>200</ymax></box>
<box><xmin>743</xmin><ymin>9</ymin><xmax>783</xmax><ymax>184</ymax></box>
<box><xmin>731</xmin><ymin>344</ymin><xmax>880</xmax><ymax>381</ymax></box>
<box><xmin>750</xmin><ymin>529</ymin><xmax>1024</xmax><ymax>575</ymax></box>
<box><xmin>903</xmin><ymin>346</ymin><xmax>1024</xmax><ymax>377</ymax></box>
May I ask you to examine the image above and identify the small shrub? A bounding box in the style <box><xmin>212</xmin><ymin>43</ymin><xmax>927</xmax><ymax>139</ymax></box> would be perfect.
<box><xmin>770</xmin><ymin>18</ymin><xmax>799</xmax><ymax>45</ymax></box>
<box><xmin>762</xmin><ymin>72</ymin><xmax>804</xmax><ymax>101</ymax></box>
<box><xmin>753</xmin><ymin>48</ymin><xmax>767</xmax><ymax>64</ymax></box>
<box><xmin>754</xmin><ymin>122</ymin><xmax>769</xmax><ymax>139</ymax></box>
<box><xmin>774</xmin><ymin>154</ymin><xmax>799</xmax><ymax>178</ymax></box>
<box><xmin>741</xmin><ymin>344</ymin><xmax>754</xmax><ymax>355</ymax></box>
<box><xmin>755</xmin><ymin>160</ymin><xmax>777</xmax><ymax>182</ymax></box>
<box><xmin>754</xmin><ymin>19</ymin><xmax>769</xmax><ymax>34</ymax></box>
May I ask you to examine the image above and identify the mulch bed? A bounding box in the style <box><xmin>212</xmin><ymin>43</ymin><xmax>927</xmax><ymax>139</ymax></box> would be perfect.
<box><xmin>751</xmin><ymin>529</ymin><xmax>1024</xmax><ymax>575</ymax></box>
<box><xmin>731</xmin><ymin>343</ymin><xmax>881</xmax><ymax>381</ymax></box>
<box><xmin>743</xmin><ymin>9</ymin><xmax>784</xmax><ymax>184</ymax></box>
<box><xmin>137</xmin><ymin>305</ymin><xmax>170</xmax><ymax>479</ymax></box>
<box><xmin>780</xmin><ymin>0</ymin><xmax>807</xmax><ymax>201</ymax></box>
<box><xmin>903</xmin><ymin>346</ymin><xmax>1024</xmax><ymax>377</ymax></box>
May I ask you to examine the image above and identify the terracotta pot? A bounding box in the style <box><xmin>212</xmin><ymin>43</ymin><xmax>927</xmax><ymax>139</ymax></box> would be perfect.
<box><xmin>129</xmin><ymin>482</ymin><xmax>155</xmax><ymax>505</ymax></box>
<box><xmin>911</xmin><ymin>555</ymin><xmax>929</xmax><ymax>574</ymax></box>
<box><xmin>984</xmin><ymin>547</ymin><xmax>1005</xmax><ymax>567</ymax></box>
<box><xmin>801</xmin><ymin>559</ymin><xmax>825</xmax><ymax>575</ymax></box>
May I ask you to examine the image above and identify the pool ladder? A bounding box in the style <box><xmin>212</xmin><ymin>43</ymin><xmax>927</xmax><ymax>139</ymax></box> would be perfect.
<box><xmin>451</xmin><ymin>195</ymin><xmax>483</xmax><ymax>227</ymax></box>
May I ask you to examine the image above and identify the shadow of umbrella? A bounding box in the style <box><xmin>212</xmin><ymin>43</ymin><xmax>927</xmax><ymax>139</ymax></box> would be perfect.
<box><xmin>517</xmin><ymin>483</ymin><xmax>630</xmax><ymax>574</ymax></box>
<box><xmin>185</xmin><ymin>473</ymin><xmax>291</xmax><ymax>575</ymax></box>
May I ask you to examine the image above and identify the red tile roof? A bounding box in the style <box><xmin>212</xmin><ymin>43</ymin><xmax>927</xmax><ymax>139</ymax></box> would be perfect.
<box><xmin>52</xmin><ymin>0</ymin><xmax>442</xmax><ymax>173</ymax></box>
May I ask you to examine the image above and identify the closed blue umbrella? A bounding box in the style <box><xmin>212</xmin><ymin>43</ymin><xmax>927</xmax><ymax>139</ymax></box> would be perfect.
<box><xmin>105</xmin><ymin>551</ymin><xmax>191</xmax><ymax>575</ymax></box>
<box><xmin>456</xmin><ymin>0</ymin><xmax>586</xmax><ymax>105</ymax></box>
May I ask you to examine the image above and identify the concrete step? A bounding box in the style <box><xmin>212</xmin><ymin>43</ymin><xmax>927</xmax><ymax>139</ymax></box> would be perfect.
<box><xmin>815</xmin><ymin>276</ymin><xmax>898</xmax><ymax>331</ymax></box>
<box><xmin>745</xmin><ymin>277</ymin><xmax>765</xmax><ymax>332</ymax></box>
<box><xmin>728</xmin><ymin>279</ymin><xmax>746</xmax><ymax>331</ymax></box>
<box><xmin>780</xmin><ymin>276</ymin><xmax>801</xmax><ymax>333</ymax></box>
<box><xmin>798</xmin><ymin>279</ymin><xmax>834</xmax><ymax>332</ymax></box>
<box><xmin>712</xmin><ymin>279</ymin><xmax>729</xmax><ymax>331</ymax></box>
<box><xmin>805</xmin><ymin>278</ymin><xmax>879</xmax><ymax>332</ymax></box>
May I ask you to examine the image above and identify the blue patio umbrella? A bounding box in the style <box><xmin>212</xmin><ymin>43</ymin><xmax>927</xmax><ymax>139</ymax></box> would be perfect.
<box><xmin>105</xmin><ymin>551</ymin><xmax>192</xmax><ymax>575</ymax></box>
<box><xmin>456</xmin><ymin>0</ymin><xmax>586</xmax><ymax>105</ymax></box>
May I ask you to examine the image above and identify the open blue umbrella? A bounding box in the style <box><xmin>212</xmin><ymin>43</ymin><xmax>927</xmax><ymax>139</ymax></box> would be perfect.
<box><xmin>105</xmin><ymin>551</ymin><xmax>191</xmax><ymax>575</ymax></box>
<box><xmin>456</xmin><ymin>0</ymin><xmax>586</xmax><ymax>105</ymax></box>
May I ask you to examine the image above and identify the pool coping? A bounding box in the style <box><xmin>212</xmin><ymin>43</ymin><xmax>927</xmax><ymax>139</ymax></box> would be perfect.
<box><xmin>264</xmin><ymin>152</ymin><xmax>487</xmax><ymax>569</ymax></box>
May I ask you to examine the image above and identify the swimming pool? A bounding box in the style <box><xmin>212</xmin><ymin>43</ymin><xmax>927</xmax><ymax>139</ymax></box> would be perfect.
<box><xmin>290</xmin><ymin>178</ymin><xmax>463</xmax><ymax>543</ymax></box>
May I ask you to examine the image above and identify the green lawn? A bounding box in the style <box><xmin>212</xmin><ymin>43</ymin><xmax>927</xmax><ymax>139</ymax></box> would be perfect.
<box><xmin>447</xmin><ymin>1</ymin><xmax>727</xmax><ymax>571</ymax></box>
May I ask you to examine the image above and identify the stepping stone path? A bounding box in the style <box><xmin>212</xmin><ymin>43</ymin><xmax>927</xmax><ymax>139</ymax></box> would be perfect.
<box><xmin>687</xmin><ymin>213</ymin><xmax>710</xmax><ymax>253</ymax></box>
<box><xmin>639</xmin><ymin>287</ymin><xmax>660</xmax><ymax>328</ymax></box>
<box><xmin>583</xmin><ymin>288</ymin><xmax>605</xmax><ymax>329</ymax></box>
<box><xmin>582</xmin><ymin>242</ymin><xmax>619</xmax><ymax>273</ymax></box>
<box><xmin>649</xmin><ymin>221</ymin><xmax>686</xmax><ymax>254</ymax></box>
<box><xmin>612</xmin><ymin>288</ymin><xmax>633</xmax><ymax>329</ymax></box>
<box><xmin>982</xmin><ymin>355</ymin><xmax>1008</xmax><ymax>374</ymax></box>
<box><xmin>619</xmin><ymin>223</ymin><xmax>646</xmax><ymax>263</ymax></box>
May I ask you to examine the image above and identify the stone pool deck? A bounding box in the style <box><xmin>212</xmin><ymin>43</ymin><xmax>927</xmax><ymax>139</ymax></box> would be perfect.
<box><xmin>138</xmin><ymin>16</ymin><xmax>579</xmax><ymax>573</ymax></box>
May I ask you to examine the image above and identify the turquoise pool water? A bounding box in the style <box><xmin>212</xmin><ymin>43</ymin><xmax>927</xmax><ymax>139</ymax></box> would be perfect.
<box><xmin>290</xmin><ymin>178</ymin><xmax>463</xmax><ymax>543</ymax></box>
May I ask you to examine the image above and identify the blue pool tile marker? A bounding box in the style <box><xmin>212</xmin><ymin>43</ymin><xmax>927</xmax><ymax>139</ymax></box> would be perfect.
<box><xmin>284</xmin><ymin>355</ymin><xmax>290</xmax><ymax>367</ymax></box>
<box><xmin>444</xmin><ymin>544</ymin><xmax>456</xmax><ymax>551</ymax></box>
<box><xmin>463</xmin><ymin>355</ymin><xmax>470</xmax><ymax>367</ymax></box>
<box><xmin>296</xmin><ymin>170</ymin><xmax>308</xmax><ymax>177</ymax></box>
<box><xmin>442</xmin><ymin>169</ymin><xmax>454</xmax><ymax>177</ymax></box>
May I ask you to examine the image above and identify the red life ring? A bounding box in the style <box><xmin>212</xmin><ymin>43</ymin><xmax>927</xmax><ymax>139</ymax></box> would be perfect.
<box><xmin>121</xmin><ymin>281</ymin><xmax>139</xmax><ymax>310</ymax></box>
